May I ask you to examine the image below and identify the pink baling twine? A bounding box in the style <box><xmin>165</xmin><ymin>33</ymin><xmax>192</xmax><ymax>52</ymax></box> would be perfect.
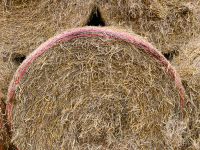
<box><xmin>6</xmin><ymin>27</ymin><xmax>185</xmax><ymax>130</ymax></box>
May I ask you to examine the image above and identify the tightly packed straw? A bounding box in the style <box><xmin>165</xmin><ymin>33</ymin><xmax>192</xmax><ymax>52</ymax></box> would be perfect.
<box><xmin>172</xmin><ymin>37</ymin><xmax>200</xmax><ymax>149</ymax></box>
<box><xmin>0</xmin><ymin>51</ymin><xmax>15</xmax><ymax>103</ymax></box>
<box><xmin>7</xmin><ymin>27</ymin><xmax>185</xmax><ymax>149</ymax></box>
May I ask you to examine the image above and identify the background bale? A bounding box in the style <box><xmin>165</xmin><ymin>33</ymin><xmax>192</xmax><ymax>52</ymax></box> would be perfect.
<box><xmin>7</xmin><ymin>27</ymin><xmax>185</xmax><ymax>149</ymax></box>
<box><xmin>0</xmin><ymin>0</ymin><xmax>94</xmax><ymax>55</ymax></box>
<box><xmin>0</xmin><ymin>0</ymin><xmax>199</xmax><ymax>55</ymax></box>
<box><xmin>98</xmin><ymin>0</ymin><xmax>200</xmax><ymax>55</ymax></box>
<box><xmin>172</xmin><ymin>37</ymin><xmax>200</xmax><ymax>150</ymax></box>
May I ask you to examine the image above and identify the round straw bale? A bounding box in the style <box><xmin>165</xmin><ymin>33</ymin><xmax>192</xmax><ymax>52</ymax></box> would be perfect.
<box><xmin>7</xmin><ymin>27</ymin><xmax>185</xmax><ymax>149</ymax></box>
<box><xmin>172</xmin><ymin>37</ymin><xmax>200</xmax><ymax>149</ymax></box>
<box><xmin>98</xmin><ymin>0</ymin><xmax>200</xmax><ymax>54</ymax></box>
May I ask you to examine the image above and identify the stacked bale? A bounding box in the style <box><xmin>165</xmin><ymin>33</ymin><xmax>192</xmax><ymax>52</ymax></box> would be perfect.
<box><xmin>7</xmin><ymin>27</ymin><xmax>185</xmax><ymax>149</ymax></box>
<box><xmin>98</xmin><ymin>0</ymin><xmax>200</xmax><ymax>54</ymax></box>
<box><xmin>1</xmin><ymin>0</ymin><xmax>199</xmax><ymax>55</ymax></box>
<box><xmin>0</xmin><ymin>51</ymin><xmax>15</xmax><ymax>104</ymax></box>
<box><xmin>0</xmin><ymin>0</ymin><xmax>94</xmax><ymax>55</ymax></box>
<box><xmin>172</xmin><ymin>37</ymin><xmax>200</xmax><ymax>149</ymax></box>
<box><xmin>0</xmin><ymin>5</ymin><xmax>11</xmax><ymax>145</ymax></box>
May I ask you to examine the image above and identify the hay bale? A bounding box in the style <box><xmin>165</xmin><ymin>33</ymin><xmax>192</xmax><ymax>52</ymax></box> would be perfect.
<box><xmin>7</xmin><ymin>27</ymin><xmax>185</xmax><ymax>149</ymax></box>
<box><xmin>98</xmin><ymin>0</ymin><xmax>200</xmax><ymax>54</ymax></box>
<box><xmin>172</xmin><ymin>37</ymin><xmax>200</xmax><ymax>149</ymax></box>
<box><xmin>0</xmin><ymin>0</ymin><xmax>94</xmax><ymax>55</ymax></box>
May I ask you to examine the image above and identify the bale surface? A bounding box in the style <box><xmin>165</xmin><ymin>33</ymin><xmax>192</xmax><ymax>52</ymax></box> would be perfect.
<box><xmin>172</xmin><ymin>37</ymin><xmax>200</xmax><ymax>149</ymax></box>
<box><xmin>7</xmin><ymin>27</ymin><xmax>185</xmax><ymax>149</ymax></box>
<box><xmin>0</xmin><ymin>90</ymin><xmax>10</xmax><ymax>150</ymax></box>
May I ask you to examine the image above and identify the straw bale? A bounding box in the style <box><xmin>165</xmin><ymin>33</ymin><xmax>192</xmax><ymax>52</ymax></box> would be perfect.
<box><xmin>0</xmin><ymin>0</ymin><xmax>94</xmax><ymax>54</ymax></box>
<box><xmin>98</xmin><ymin>0</ymin><xmax>200</xmax><ymax>54</ymax></box>
<box><xmin>0</xmin><ymin>0</ymin><xmax>199</xmax><ymax>61</ymax></box>
<box><xmin>7</xmin><ymin>27</ymin><xmax>185</xmax><ymax>149</ymax></box>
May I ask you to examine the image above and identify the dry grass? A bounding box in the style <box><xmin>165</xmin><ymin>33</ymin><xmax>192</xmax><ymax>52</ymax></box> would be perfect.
<box><xmin>1</xmin><ymin>0</ymin><xmax>200</xmax><ymax>98</ymax></box>
<box><xmin>0</xmin><ymin>0</ymin><xmax>199</xmax><ymax>56</ymax></box>
<box><xmin>0</xmin><ymin>91</ymin><xmax>10</xmax><ymax>149</ymax></box>
<box><xmin>0</xmin><ymin>0</ymin><xmax>199</xmax><ymax>149</ymax></box>
<box><xmin>1</xmin><ymin>0</ymin><xmax>200</xmax><ymax>95</ymax></box>
<box><xmin>172</xmin><ymin>37</ymin><xmax>200</xmax><ymax>150</ymax></box>
<box><xmin>9</xmin><ymin>27</ymin><xmax>184</xmax><ymax>149</ymax></box>
<box><xmin>0</xmin><ymin>0</ymin><xmax>94</xmax><ymax>99</ymax></box>
<box><xmin>98</xmin><ymin>0</ymin><xmax>200</xmax><ymax>54</ymax></box>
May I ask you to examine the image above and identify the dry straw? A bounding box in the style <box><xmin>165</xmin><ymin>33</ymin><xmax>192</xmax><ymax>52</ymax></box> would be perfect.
<box><xmin>0</xmin><ymin>0</ymin><xmax>94</xmax><ymax>98</ymax></box>
<box><xmin>98</xmin><ymin>0</ymin><xmax>200</xmax><ymax>54</ymax></box>
<box><xmin>0</xmin><ymin>91</ymin><xmax>5</xmax><ymax>150</ymax></box>
<box><xmin>7</xmin><ymin>27</ymin><xmax>185</xmax><ymax>149</ymax></box>
<box><xmin>0</xmin><ymin>90</ymin><xmax>10</xmax><ymax>150</ymax></box>
<box><xmin>0</xmin><ymin>0</ymin><xmax>94</xmax><ymax>55</ymax></box>
<box><xmin>172</xmin><ymin>37</ymin><xmax>200</xmax><ymax>149</ymax></box>
<box><xmin>0</xmin><ymin>0</ymin><xmax>200</xmax><ymax>60</ymax></box>
<box><xmin>0</xmin><ymin>0</ymin><xmax>200</xmax><ymax>101</ymax></box>
<box><xmin>0</xmin><ymin>0</ymin><xmax>198</xmax><ymax>149</ymax></box>
<box><xmin>0</xmin><ymin>0</ymin><xmax>199</xmax><ymax>96</ymax></box>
